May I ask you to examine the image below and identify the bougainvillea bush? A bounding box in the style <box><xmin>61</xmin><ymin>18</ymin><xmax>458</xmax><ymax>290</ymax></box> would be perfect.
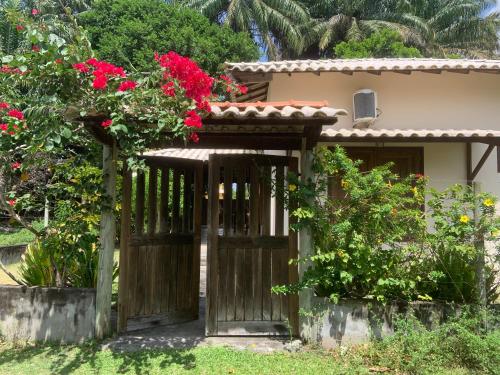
<box><xmin>0</xmin><ymin>7</ymin><xmax>244</xmax><ymax>286</ymax></box>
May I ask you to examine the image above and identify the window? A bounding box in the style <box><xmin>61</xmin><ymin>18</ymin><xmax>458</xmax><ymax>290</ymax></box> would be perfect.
<box><xmin>328</xmin><ymin>147</ymin><xmax>424</xmax><ymax>199</ymax></box>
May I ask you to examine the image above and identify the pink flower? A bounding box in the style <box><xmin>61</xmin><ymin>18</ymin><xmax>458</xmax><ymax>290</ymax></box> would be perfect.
<box><xmin>189</xmin><ymin>132</ymin><xmax>199</xmax><ymax>143</ymax></box>
<box><xmin>184</xmin><ymin>110</ymin><xmax>202</xmax><ymax>129</ymax></box>
<box><xmin>11</xmin><ymin>161</ymin><xmax>21</xmax><ymax>170</ymax></box>
<box><xmin>7</xmin><ymin>199</ymin><xmax>16</xmax><ymax>207</ymax></box>
<box><xmin>15</xmin><ymin>25</ymin><xmax>24</xmax><ymax>31</ymax></box>
<box><xmin>118</xmin><ymin>80</ymin><xmax>137</xmax><ymax>92</ymax></box>
<box><xmin>0</xmin><ymin>102</ymin><xmax>9</xmax><ymax>109</ymax></box>
<box><xmin>31</xmin><ymin>9</ymin><xmax>39</xmax><ymax>15</ymax></box>
<box><xmin>93</xmin><ymin>74</ymin><xmax>108</xmax><ymax>90</ymax></box>
<box><xmin>86</xmin><ymin>58</ymin><xmax>99</xmax><ymax>67</ymax></box>
<box><xmin>7</xmin><ymin>109</ymin><xmax>24</xmax><ymax>120</ymax></box>
<box><xmin>101</xmin><ymin>119</ymin><xmax>112</xmax><ymax>128</ymax></box>
<box><xmin>0</xmin><ymin>124</ymin><xmax>7</xmax><ymax>131</ymax></box>
<box><xmin>32</xmin><ymin>45</ymin><xmax>40</xmax><ymax>52</ymax></box>
<box><xmin>73</xmin><ymin>63</ymin><xmax>89</xmax><ymax>73</ymax></box>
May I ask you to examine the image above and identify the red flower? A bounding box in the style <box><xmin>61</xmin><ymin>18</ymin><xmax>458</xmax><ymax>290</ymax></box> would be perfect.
<box><xmin>219</xmin><ymin>75</ymin><xmax>231</xmax><ymax>83</ymax></box>
<box><xmin>101</xmin><ymin>119</ymin><xmax>112</xmax><ymax>128</ymax></box>
<box><xmin>86</xmin><ymin>58</ymin><xmax>99</xmax><ymax>67</ymax></box>
<box><xmin>0</xmin><ymin>124</ymin><xmax>7</xmax><ymax>131</ymax></box>
<box><xmin>118</xmin><ymin>80</ymin><xmax>137</xmax><ymax>92</ymax></box>
<box><xmin>184</xmin><ymin>110</ymin><xmax>202</xmax><ymax>129</ymax></box>
<box><xmin>73</xmin><ymin>63</ymin><xmax>89</xmax><ymax>73</ymax></box>
<box><xmin>7</xmin><ymin>109</ymin><xmax>24</xmax><ymax>120</ymax></box>
<box><xmin>189</xmin><ymin>132</ymin><xmax>199</xmax><ymax>143</ymax></box>
<box><xmin>15</xmin><ymin>25</ymin><xmax>24</xmax><ymax>31</ymax></box>
<box><xmin>93</xmin><ymin>74</ymin><xmax>108</xmax><ymax>90</ymax></box>
<box><xmin>196</xmin><ymin>100</ymin><xmax>211</xmax><ymax>112</ymax></box>
<box><xmin>161</xmin><ymin>82</ymin><xmax>175</xmax><ymax>97</ymax></box>
<box><xmin>32</xmin><ymin>45</ymin><xmax>40</xmax><ymax>52</ymax></box>
<box><xmin>156</xmin><ymin>52</ymin><xmax>213</xmax><ymax>103</ymax></box>
<box><xmin>55</xmin><ymin>59</ymin><xmax>63</xmax><ymax>64</ymax></box>
<box><xmin>31</xmin><ymin>9</ymin><xmax>39</xmax><ymax>15</ymax></box>
<box><xmin>11</xmin><ymin>161</ymin><xmax>21</xmax><ymax>170</ymax></box>
<box><xmin>7</xmin><ymin>199</ymin><xmax>16</xmax><ymax>207</ymax></box>
<box><xmin>238</xmin><ymin>84</ymin><xmax>248</xmax><ymax>95</ymax></box>
<box><xmin>0</xmin><ymin>102</ymin><xmax>9</xmax><ymax>109</ymax></box>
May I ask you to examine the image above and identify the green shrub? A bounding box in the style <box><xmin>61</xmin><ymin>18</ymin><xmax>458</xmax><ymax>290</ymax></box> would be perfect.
<box><xmin>372</xmin><ymin>309</ymin><xmax>500</xmax><ymax>374</ymax></box>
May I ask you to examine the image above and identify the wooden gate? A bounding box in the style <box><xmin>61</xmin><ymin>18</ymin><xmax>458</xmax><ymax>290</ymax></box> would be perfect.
<box><xmin>118</xmin><ymin>156</ymin><xmax>203</xmax><ymax>332</ymax></box>
<box><xmin>206</xmin><ymin>154</ymin><xmax>299</xmax><ymax>336</ymax></box>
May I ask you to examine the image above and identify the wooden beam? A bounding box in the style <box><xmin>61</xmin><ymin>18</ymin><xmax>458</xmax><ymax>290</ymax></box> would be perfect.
<box><xmin>469</xmin><ymin>144</ymin><xmax>495</xmax><ymax>182</ymax></box>
<box><xmin>231</xmin><ymin>72</ymin><xmax>273</xmax><ymax>83</ymax></box>
<box><xmin>393</xmin><ymin>70</ymin><xmax>412</xmax><ymax>75</ymax></box>
<box><xmin>367</xmin><ymin>70</ymin><xmax>381</xmax><ymax>75</ymax></box>
<box><xmin>467</xmin><ymin>142</ymin><xmax>472</xmax><ymax>186</ymax></box>
<box><xmin>96</xmin><ymin>141</ymin><xmax>118</xmax><ymax>339</ymax></box>
<box><xmin>341</xmin><ymin>70</ymin><xmax>353</xmax><ymax>75</ymax></box>
<box><xmin>448</xmin><ymin>69</ymin><xmax>470</xmax><ymax>74</ymax></box>
<box><xmin>497</xmin><ymin>146</ymin><xmax>500</xmax><ymax>173</ymax></box>
<box><xmin>421</xmin><ymin>69</ymin><xmax>442</xmax><ymax>74</ymax></box>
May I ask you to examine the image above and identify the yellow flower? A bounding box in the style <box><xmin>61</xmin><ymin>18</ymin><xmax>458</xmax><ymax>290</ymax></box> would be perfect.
<box><xmin>341</xmin><ymin>179</ymin><xmax>348</xmax><ymax>189</ymax></box>
<box><xmin>459</xmin><ymin>215</ymin><xmax>470</xmax><ymax>224</ymax></box>
<box><xmin>483</xmin><ymin>198</ymin><xmax>495</xmax><ymax>207</ymax></box>
<box><xmin>412</xmin><ymin>186</ymin><xmax>418</xmax><ymax>196</ymax></box>
<box><xmin>491</xmin><ymin>229</ymin><xmax>500</xmax><ymax>237</ymax></box>
<box><xmin>288</xmin><ymin>184</ymin><xmax>297</xmax><ymax>192</ymax></box>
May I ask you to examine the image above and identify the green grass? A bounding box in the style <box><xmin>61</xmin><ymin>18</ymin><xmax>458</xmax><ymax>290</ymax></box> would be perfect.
<box><xmin>0</xmin><ymin>343</ymin><xmax>368</xmax><ymax>375</ymax></box>
<box><xmin>0</xmin><ymin>221</ymin><xmax>44</xmax><ymax>247</ymax></box>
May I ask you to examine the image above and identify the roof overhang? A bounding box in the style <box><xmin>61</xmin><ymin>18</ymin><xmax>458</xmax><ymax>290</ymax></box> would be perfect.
<box><xmin>320</xmin><ymin>128</ymin><xmax>500</xmax><ymax>145</ymax></box>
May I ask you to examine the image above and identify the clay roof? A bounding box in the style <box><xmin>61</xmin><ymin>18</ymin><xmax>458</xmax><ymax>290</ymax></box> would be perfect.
<box><xmin>320</xmin><ymin>128</ymin><xmax>500</xmax><ymax>141</ymax></box>
<box><xmin>208</xmin><ymin>100</ymin><xmax>347</xmax><ymax>120</ymax></box>
<box><xmin>226</xmin><ymin>58</ymin><xmax>500</xmax><ymax>74</ymax></box>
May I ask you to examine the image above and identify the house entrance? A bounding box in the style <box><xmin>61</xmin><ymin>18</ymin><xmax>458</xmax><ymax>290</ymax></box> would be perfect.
<box><xmin>118</xmin><ymin>153</ymin><xmax>299</xmax><ymax>337</ymax></box>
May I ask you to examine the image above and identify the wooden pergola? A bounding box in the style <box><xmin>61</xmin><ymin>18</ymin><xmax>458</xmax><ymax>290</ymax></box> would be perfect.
<box><xmin>87</xmin><ymin>100</ymin><xmax>346</xmax><ymax>338</ymax></box>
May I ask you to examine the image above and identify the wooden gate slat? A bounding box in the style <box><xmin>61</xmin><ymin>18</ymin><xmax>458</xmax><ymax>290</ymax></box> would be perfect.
<box><xmin>135</xmin><ymin>171</ymin><xmax>146</xmax><ymax>235</ymax></box>
<box><xmin>288</xmin><ymin>158</ymin><xmax>299</xmax><ymax>336</ymax></box>
<box><xmin>271</xmin><ymin>248</ymin><xmax>282</xmax><ymax>321</ymax></box>
<box><xmin>275</xmin><ymin>166</ymin><xmax>285</xmax><ymax>236</ymax></box>
<box><xmin>172</xmin><ymin>169</ymin><xmax>181</xmax><ymax>233</ymax></box>
<box><xmin>261</xmin><ymin>166</ymin><xmax>271</xmax><ymax>235</ymax></box>
<box><xmin>235</xmin><ymin>248</ymin><xmax>245</xmax><ymax>321</ymax></box>
<box><xmin>183</xmin><ymin>171</ymin><xmax>192</xmax><ymax>233</ymax></box>
<box><xmin>223</xmin><ymin>167</ymin><xmax>233</xmax><ymax>236</ymax></box>
<box><xmin>168</xmin><ymin>244</ymin><xmax>178</xmax><ymax>312</ymax></box>
<box><xmin>249</xmin><ymin>165</ymin><xmax>260</xmax><ymax>236</ymax></box>
<box><xmin>192</xmin><ymin>164</ymin><xmax>203</xmax><ymax>318</ymax></box>
<box><xmin>280</xmin><ymin>249</ymin><xmax>289</xmax><ymax>321</ymax></box>
<box><xmin>217</xmin><ymin>247</ymin><xmax>228</xmax><ymax>321</ymax></box>
<box><xmin>252</xmin><ymin>248</ymin><xmax>263</xmax><ymax>320</ymax></box>
<box><xmin>147</xmin><ymin>167</ymin><xmax>158</xmax><ymax>235</ymax></box>
<box><xmin>226</xmin><ymin>246</ymin><xmax>236</xmax><ymax>321</ymax></box>
<box><xmin>262</xmin><ymin>248</ymin><xmax>272</xmax><ymax>321</ymax></box>
<box><xmin>235</xmin><ymin>167</ymin><xmax>246</xmax><ymax>235</ymax></box>
<box><xmin>244</xmin><ymin>248</ymin><xmax>253</xmax><ymax>320</ymax></box>
<box><xmin>159</xmin><ymin>168</ymin><xmax>169</xmax><ymax>233</ymax></box>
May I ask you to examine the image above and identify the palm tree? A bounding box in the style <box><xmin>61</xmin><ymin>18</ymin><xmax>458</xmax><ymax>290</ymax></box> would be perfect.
<box><xmin>185</xmin><ymin>0</ymin><xmax>310</xmax><ymax>59</ymax></box>
<box><xmin>300</xmin><ymin>0</ymin><xmax>498</xmax><ymax>58</ymax></box>
<box><xmin>395</xmin><ymin>0</ymin><xmax>499</xmax><ymax>58</ymax></box>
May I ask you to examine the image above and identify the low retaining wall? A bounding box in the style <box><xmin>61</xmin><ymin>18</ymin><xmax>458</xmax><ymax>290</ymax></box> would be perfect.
<box><xmin>307</xmin><ymin>298</ymin><xmax>460</xmax><ymax>348</ymax></box>
<box><xmin>0</xmin><ymin>285</ymin><xmax>95</xmax><ymax>343</ymax></box>
<box><xmin>0</xmin><ymin>244</ymin><xmax>27</xmax><ymax>265</ymax></box>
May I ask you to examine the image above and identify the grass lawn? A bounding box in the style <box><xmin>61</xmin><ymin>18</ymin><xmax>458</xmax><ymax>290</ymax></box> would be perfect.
<box><xmin>0</xmin><ymin>221</ymin><xmax>44</xmax><ymax>247</ymax></box>
<box><xmin>0</xmin><ymin>342</ymin><xmax>374</xmax><ymax>375</ymax></box>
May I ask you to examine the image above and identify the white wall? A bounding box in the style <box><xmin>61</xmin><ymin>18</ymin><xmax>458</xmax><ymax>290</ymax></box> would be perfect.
<box><xmin>269</xmin><ymin>71</ymin><xmax>500</xmax><ymax>131</ymax></box>
<box><xmin>268</xmin><ymin>71</ymin><xmax>500</xmax><ymax>198</ymax></box>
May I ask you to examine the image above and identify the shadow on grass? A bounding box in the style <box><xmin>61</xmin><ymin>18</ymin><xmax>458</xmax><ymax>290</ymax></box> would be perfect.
<box><xmin>0</xmin><ymin>342</ymin><xmax>197</xmax><ymax>374</ymax></box>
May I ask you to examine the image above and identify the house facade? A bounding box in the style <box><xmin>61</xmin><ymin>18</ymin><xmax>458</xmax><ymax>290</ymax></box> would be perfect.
<box><xmin>227</xmin><ymin>58</ymin><xmax>500</xmax><ymax>204</ymax></box>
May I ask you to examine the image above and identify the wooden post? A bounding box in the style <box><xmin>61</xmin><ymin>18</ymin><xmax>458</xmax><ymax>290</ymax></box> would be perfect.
<box><xmin>473</xmin><ymin>182</ymin><xmax>487</xmax><ymax>306</ymax></box>
<box><xmin>96</xmin><ymin>142</ymin><xmax>118</xmax><ymax>339</ymax></box>
<box><xmin>299</xmin><ymin>138</ymin><xmax>315</xmax><ymax>342</ymax></box>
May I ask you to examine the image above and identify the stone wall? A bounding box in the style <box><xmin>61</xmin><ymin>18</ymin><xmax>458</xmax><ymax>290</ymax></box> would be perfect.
<box><xmin>0</xmin><ymin>285</ymin><xmax>95</xmax><ymax>343</ymax></box>
<box><xmin>307</xmin><ymin>298</ymin><xmax>461</xmax><ymax>348</ymax></box>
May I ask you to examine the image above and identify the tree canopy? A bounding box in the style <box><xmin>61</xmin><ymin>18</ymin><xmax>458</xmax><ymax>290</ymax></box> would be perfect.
<box><xmin>79</xmin><ymin>0</ymin><xmax>260</xmax><ymax>74</ymax></box>
<box><xmin>334</xmin><ymin>28</ymin><xmax>423</xmax><ymax>58</ymax></box>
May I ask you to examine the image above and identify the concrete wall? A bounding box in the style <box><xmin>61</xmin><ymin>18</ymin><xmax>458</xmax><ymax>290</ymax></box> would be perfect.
<box><xmin>0</xmin><ymin>244</ymin><xmax>27</xmax><ymax>265</ymax></box>
<box><xmin>0</xmin><ymin>285</ymin><xmax>95</xmax><ymax>343</ymax></box>
<box><xmin>307</xmin><ymin>298</ymin><xmax>460</xmax><ymax>348</ymax></box>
